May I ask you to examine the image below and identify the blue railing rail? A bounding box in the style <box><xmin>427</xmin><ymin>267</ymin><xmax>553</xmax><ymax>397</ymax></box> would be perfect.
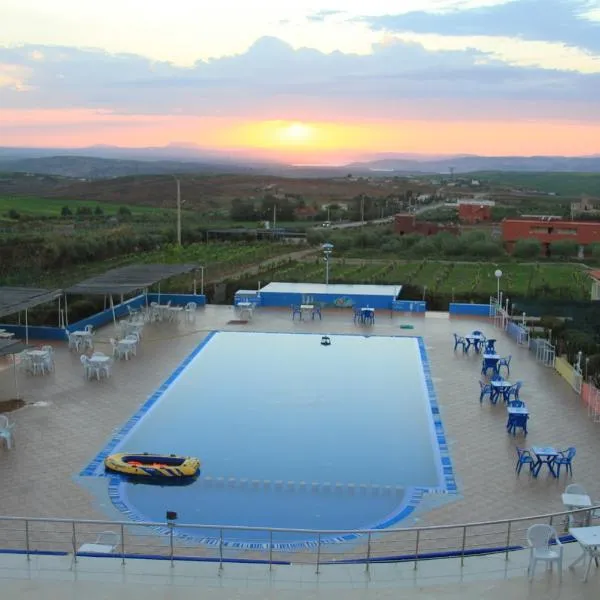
<box><xmin>0</xmin><ymin>505</ymin><xmax>595</xmax><ymax>571</ymax></box>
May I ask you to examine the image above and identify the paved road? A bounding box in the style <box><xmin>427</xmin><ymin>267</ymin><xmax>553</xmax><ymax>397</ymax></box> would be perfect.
<box><xmin>318</xmin><ymin>202</ymin><xmax>447</xmax><ymax>231</ymax></box>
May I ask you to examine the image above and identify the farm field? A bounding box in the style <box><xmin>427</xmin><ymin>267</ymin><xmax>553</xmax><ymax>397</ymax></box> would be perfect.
<box><xmin>246</xmin><ymin>259</ymin><xmax>591</xmax><ymax>301</ymax></box>
<box><xmin>1</xmin><ymin>242</ymin><xmax>298</xmax><ymax>289</ymax></box>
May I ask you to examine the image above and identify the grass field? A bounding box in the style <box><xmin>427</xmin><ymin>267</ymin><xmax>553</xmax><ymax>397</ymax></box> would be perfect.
<box><xmin>248</xmin><ymin>259</ymin><xmax>592</xmax><ymax>301</ymax></box>
<box><xmin>474</xmin><ymin>172</ymin><xmax>600</xmax><ymax>197</ymax></box>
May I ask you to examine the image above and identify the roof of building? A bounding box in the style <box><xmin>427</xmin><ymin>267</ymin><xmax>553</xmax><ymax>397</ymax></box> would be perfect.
<box><xmin>503</xmin><ymin>217</ymin><xmax>600</xmax><ymax>226</ymax></box>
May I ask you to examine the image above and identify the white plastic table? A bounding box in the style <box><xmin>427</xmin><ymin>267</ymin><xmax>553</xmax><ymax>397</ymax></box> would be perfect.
<box><xmin>117</xmin><ymin>339</ymin><xmax>137</xmax><ymax>359</ymax></box>
<box><xmin>569</xmin><ymin>526</ymin><xmax>600</xmax><ymax>581</ymax></box>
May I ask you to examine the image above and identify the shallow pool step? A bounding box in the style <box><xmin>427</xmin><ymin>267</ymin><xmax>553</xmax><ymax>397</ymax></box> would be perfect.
<box><xmin>197</xmin><ymin>477</ymin><xmax>405</xmax><ymax>496</ymax></box>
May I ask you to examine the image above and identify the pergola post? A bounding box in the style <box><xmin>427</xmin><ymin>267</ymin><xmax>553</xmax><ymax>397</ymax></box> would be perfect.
<box><xmin>64</xmin><ymin>294</ymin><xmax>69</xmax><ymax>327</ymax></box>
<box><xmin>110</xmin><ymin>295</ymin><xmax>117</xmax><ymax>326</ymax></box>
<box><xmin>25</xmin><ymin>309</ymin><xmax>29</xmax><ymax>344</ymax></box>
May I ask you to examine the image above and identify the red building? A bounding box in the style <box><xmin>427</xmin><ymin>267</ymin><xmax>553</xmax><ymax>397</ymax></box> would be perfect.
<box><xmin>502</xmin><ymin>217</ymin><xmax>600</xmax><ymax>255</ymax></box>
<box><xmin>458</xmin><ymin>200</ymin><xmax>494</xmax><ymax>224</ymax></box>
<box><xmin>395</xmin><ymin>214</ymin><xmax>458</xmax><ymax>236</ymax></box>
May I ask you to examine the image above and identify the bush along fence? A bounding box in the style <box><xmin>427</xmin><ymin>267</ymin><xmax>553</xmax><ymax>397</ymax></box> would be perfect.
<box><xmin>492</xmin><ymin>302</ymin><xmax>600</xmax><ymax>421</ymax></box>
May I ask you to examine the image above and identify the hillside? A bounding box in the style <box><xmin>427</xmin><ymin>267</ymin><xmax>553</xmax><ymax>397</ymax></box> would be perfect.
<box><xmin>0</xmin><ymin>172</ymin><xmax>432</xmax><ymax>212</ymax></box>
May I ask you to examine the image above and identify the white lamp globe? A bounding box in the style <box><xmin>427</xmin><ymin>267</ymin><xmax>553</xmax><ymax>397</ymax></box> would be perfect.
<box><xmin>494</xmin><ymin>269</ymin><xmax>503</xmax><ymax>278</ymax></box>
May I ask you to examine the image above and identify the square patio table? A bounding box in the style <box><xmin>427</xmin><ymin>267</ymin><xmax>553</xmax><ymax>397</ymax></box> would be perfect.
<box><xmin>491</xmin><ymin>380</ymin><xmax>512</xmax><ymax>402</ymax></box>
<box><xmin>507</xmin><ymin>406</ymin><xmax>528</xmax><ymax>415</ymax></box>
<box><xmin>464</xmin><ymin>334</ymin><xmax>485</xmax><ymax>352</ymax></box>
<box><xmin>531</xmin><ymin>446</ymin><xmax>559</xmax><ymax>478</ymax></box>
<box><xmin>569</xmin><ymin>526</ymin><xmax>600</xmax><ymax>581</ymax></box>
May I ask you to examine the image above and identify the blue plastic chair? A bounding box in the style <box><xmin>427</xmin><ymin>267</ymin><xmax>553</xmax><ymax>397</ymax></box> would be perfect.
<box><xmin>311</xmin><ymin>306</ymin><xmax>322</xmax><ymax>321</ymax></box>
<box><xmin>454</xmin><ymin>334</ymin><xmax>467</xmax><ymax>352</ymax></box>
<box><xmin>507</xmin><ymin>414</ymin><xmax>528</xmax><ymax>436</ymax></box>
<box><xmin>555</xmin><ymin>447</ymin><xmax>576</xmax><ymax>477</ymax></box>
<box><xmin>498</xmin><ymin>355</ymin><xmax>512</xmax><ymax>376</ymax></box>
<box><xmin>364</xmin><ymin>310</ymin><xmax>375</xmax><ymax>325</ymax></box>
<box><xmin>479</xmin><ymin>380</ymin><xmax>492</xmax><ymax>403</ymax></box>
<box><xmin>484</xmin><ymin>339</ymin><xmax>497</xmax><ymax>353</ymax></box>
<box><xmin>507</xmin><ymin>381</ymin><xmax>523</xmax><ymax>401</ymax></box>
<box><xmin>508</xmin><ymin>399</ymin><xmax>525</xmax><ymax>408</ymax></box>
<box><xmin>515</xmin><ymin>447</ymin><xmax>535</xmax><ymax>475</ymax></box>
<box><xmin>353</xmin><ymin>307</ymin><xmax>363</xmax><ymax>324</ymax></box>
<box><xmin>291</xmin><ymin>305</ymin><xmax>302</xmax><ymax>321</ymax></box>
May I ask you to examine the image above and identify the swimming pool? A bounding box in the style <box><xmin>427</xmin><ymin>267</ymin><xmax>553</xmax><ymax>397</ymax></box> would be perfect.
<box><xmin>81</xmin><ymin>331</ymin><xmax>456</xmax><ymax>546</ymax></box>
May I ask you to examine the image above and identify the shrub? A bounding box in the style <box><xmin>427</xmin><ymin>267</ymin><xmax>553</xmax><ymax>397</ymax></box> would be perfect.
<box><xmin>7</xmin><ymin>209</ymin><xmax>20</xmax><ymax>219</ymax></box>
<box><xmin>61</xmin><ymin>206</ymin><xmax>72</xmax><ymax>216</ymax></box>
<box><xmin>513</xmin><ymin>239</ymin><xmax>542</xmax><ymax>259</ymax></box>
<box><xmin>550</xmin><ymin>239</ymin><xmax>578</xmax><ymax>258</ymax></box>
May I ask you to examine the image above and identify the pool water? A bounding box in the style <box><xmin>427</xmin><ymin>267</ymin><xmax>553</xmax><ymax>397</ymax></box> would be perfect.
<box><xmin>84</xmin><ymin>332</ymin><xmax>450</xmax><ymax>545</ymax></box>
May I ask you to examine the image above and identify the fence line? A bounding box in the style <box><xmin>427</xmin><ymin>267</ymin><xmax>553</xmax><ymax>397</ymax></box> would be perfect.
<box><xmin>0</xmin><ymin>505</ymin><xmax>595</xmax><ymax>569</ymax></box>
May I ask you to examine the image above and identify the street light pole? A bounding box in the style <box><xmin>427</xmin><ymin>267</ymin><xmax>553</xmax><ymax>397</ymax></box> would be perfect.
<box><xmin>494</xmin><ymin>269</ymin><xmax>503</xmax><ymax>307</ymax></box>
<box><xmin>175</xmin><ymin>177</ymin><xmax>182</xmax><ymax>247</ymax></box>
<box><xmin>322</xmin><ymin>243</ymin><xmax>334</xmax><ymax>285</ymax></box>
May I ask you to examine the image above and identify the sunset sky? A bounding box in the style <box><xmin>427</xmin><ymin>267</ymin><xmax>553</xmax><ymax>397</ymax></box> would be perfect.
<box><xmin>2</xmin><ymin>0</ymin><xmax>600</xmax><ymax>162</ymax></box>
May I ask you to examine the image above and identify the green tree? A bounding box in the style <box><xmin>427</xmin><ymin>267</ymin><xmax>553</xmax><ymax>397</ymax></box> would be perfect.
<box><xmin>94</xmin><ymin>205</ymin><xmax>104</xmax><ymax>216</ymax></box>
<box><xmin>118</xmin><ymin>206</ymin><xmax>132</xmax><ymax>216</ymax></box>
<box><xmin>61</xmin><ymin>206</ymin><xmax>72</xmax><ymax>216</ymax></box>
<box><xmin>7</xmin><ymin>209</ymin><xmax>20</xmax><ymax>219</ymax></box>
<box><xmin>230</xmin><ymin>198</ymin><xmax>257</xmax><ymax>221</ymax></box>
<box><xmin>76</xmin><ymin>206</ymin><xmax>93</xmax><ymax>216</ymax></box>
<box><xmin>550</xmin><ymin>239</ymin><xmax>578</xmax><ymax>258</ymax></box>
<box><xmin>513</xmin><ymin>239</ymin><xmax>541</xmax><ymax>259</ymax></box>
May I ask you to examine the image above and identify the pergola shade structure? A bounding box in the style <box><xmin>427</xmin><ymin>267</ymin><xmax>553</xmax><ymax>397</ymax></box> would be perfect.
<box><xmin>0</xmin><ymin>287</ymin><xmax>63</xmax><ymax>343</ymax></box>
<box><xmin>0</xmin><ymin>338</ymin><xmax>32</xmax><ymax>358</ymax></box>
<box><xmin>0</xmin><ymin>287</ymin><xmax>63</xmax><ymax>320</ymax></box>
<box><xmin>64</xmin><ymin>264</ymin><xmax>201</xmax><ymax>326</ymax></box>
<box><xmin>64</xmin><ymin>264</ymin><xmax>200</xmax><ymax>296</ymax></box>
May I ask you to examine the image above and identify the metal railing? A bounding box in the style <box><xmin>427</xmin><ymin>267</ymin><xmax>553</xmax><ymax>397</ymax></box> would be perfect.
<box><xmin>0</xmin><ymin>505</ymin><xmax>596</xmax><ymax>571</ymax></box>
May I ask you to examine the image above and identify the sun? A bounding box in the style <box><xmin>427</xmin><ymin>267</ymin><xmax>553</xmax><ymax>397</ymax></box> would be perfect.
<box><xmin>276</xmin><ymin>122</ymin><xmax>314</xmax><ymax>146</ymax></box>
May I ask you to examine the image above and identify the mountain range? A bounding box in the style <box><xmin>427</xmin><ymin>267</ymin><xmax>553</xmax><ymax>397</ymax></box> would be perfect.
<box><xmin>1</xmin><ymin>145</ymin><xmax>600</xmax><ymax>179</ymax></box>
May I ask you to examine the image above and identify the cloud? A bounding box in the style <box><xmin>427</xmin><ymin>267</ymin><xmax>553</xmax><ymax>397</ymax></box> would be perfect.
<box><xmin>307</xmin><ymin>9</ymin><xmax>345</xmax><ymax>22</ymax></box>
<box><xmin>361</xmin><ymin>0</ymin><xmax>600</xmax><ymax>53</ymax></box>
<box><xmin>1</xmin><ymin>36</ymin><xmax>600</xmax><ymax>124</ymax></box>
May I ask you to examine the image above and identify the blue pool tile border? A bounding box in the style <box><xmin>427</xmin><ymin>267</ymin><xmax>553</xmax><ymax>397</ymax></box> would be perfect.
<box><xmin>79</xmin><ymin>331</ymin><xmax>218</xmax><ymax>478</ymax></box>
<box><xmin>81</xmin><ymin>331</ymin><xmax>457</xmax><ymax>550</ymax></box>
<box><xmin>417</xmin><ymin>336</ymin><xmax>458</xmax><ymax>495</ymax></box>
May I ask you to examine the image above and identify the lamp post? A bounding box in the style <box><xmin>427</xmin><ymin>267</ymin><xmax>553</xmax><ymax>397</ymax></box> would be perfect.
<box><xmin>494</xmin><ymin>269</ymin><xmax>502</xmax><ymax>307</ymax></box>
<box><xmin>174</xmin><ymin>176</ymin><xmax>182</xmax><ymax>247</ymax></box>
<box><xmin>322</xmin><ymin>243</ymin><xmax>334</xmax><ymax>285</ymax></box>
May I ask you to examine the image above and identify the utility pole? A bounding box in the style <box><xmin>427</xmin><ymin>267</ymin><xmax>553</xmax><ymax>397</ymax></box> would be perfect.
<box><xmin>360</xmin><ymin>195</ymin><xmax>365</xmax><ymax>223</ymax></box>
<box><xmin>175</xmin><ymin>177</ymin><xmax>182</xmax><ymax>246</ymax></box>
<box><xmin>273</xmin><ymin>204</ymin><xmax>277</xmax><ymax>230</ymax></box>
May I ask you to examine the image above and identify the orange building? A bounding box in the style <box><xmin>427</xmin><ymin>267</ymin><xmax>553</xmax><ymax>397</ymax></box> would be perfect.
<box><xmin>458</xmin><ymin>200</ymin><xmax>494</xmax><ymax>224</ymax></box>
<box><xmin>502</xmin><ymin>217</ymin><xmax>600</xmax><ymax>255</ymax></box>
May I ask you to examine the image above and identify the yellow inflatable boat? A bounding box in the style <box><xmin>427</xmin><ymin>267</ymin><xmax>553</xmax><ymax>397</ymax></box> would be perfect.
<box><xmin>104</xmin><ymin>453</ymin><xmax>201</xmax><ymax>478</ymax></box>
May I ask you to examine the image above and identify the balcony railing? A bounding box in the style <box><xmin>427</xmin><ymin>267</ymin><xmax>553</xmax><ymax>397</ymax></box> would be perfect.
<box><xmin>0</xmin><ymin>505</ymin><xmax>596</xmax><ymax>571</ymax></box>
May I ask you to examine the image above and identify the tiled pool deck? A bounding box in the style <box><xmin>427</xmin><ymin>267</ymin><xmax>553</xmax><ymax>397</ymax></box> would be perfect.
<box><xmin>1</xmin><ymin>304</ymin><xmax>599</xmax><ymax>596</ymax></box>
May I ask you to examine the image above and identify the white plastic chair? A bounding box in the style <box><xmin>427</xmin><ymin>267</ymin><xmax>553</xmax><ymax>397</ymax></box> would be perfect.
<box><xmin>17</xmin><ymin>351</ymin><xmax>32</xmax><ymax>372</ymax></box>
<box><xmin>0</xmin><ymin>415</ymin><xmax>15</xmax><ymax>450</ymax></box>
<box><xmin>80</xmin><ymin>355</ymin><xmax>93</xmax><ymax>380</ymax></box>
<box><xmin>30</xmin><ymin>354</ymin><xmax>47</xmax><ymax>376</ymax></box>
<box><xmin>67</xmin><ymin>332</ymin><xmax>81</xmax><ymax>352</ymax></box>
<box><xmin>527</xmin><ymin>524</ymin><xmax>563</xmax><ymax>581</ymax></box>
<box><xmin>565</xmin><ymin>483</ymin><xmax>587</xmax><ymax>495</ymax></box>
<box><xmin>41</xmin><ymin>345</ymin><xmax>54</xmax><ymax>372</ymax></box>
<box><xmin>185</xmin><ymin>302</ymin><xmax>197</xmax><ymax>323</ymax></box>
